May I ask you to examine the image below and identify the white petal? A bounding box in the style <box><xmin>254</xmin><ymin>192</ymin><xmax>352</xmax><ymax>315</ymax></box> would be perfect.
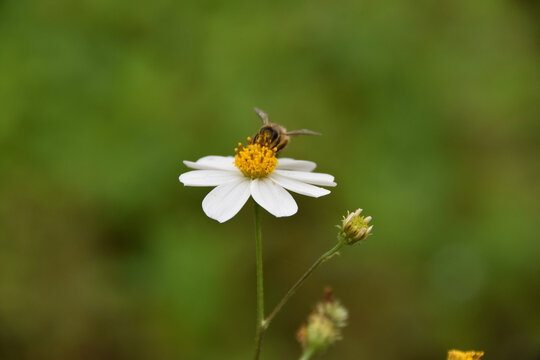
<box><xmin>179</xmin><ymin>170</ymin><xmax>244</xmax><ymax>187</ymax></box>
<box><xmin>202</xmin><ymin>179</ymin><xmax>251</xmax><ymax>223</ymax></box>
<box><xmin>270</xmin><ymin>173</ymin><xmax>331</xmax><ymax>198</ymax></box>
<box><xmin>274</xmin><ymin>170</ymin><xmax>336</xmax><ymax>187</ymax></box>
<box><xmin>250</xmin><ymin>178</ymin><xmax>298</xmax><ymax>217</ymax></box>
<box><xmin>183</xmin><ymin>156</ymin><xmax>236</xmax><ymax>171</ymax></box>
<box><xmin>276</xmin><ymin>158</ymin><xmax>317</xmax><ymax>171</ymax></box>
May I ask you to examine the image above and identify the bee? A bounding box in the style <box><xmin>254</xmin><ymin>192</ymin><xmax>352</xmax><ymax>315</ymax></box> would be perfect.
<box><xmin>252</xmin><ymin>107</ymin><xmax>321</xmax><ymax>154</ymax></box>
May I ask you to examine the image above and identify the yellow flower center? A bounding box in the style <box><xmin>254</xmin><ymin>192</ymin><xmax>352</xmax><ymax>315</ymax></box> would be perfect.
<box><xmin>343</xmin><ymin>215</ymin><xmax>369</xmax><ymax>237</ymax></box>
<box><xmin>234</xmin><ymin>137</ymin><xmax>278</xmax><ymax>179</ymax></box>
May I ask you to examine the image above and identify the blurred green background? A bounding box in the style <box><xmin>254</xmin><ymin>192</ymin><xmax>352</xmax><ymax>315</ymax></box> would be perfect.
<box><xmin>1</xmin><ymin>0</ymin><xmax>539</xmax><ymax>359</ymax></box>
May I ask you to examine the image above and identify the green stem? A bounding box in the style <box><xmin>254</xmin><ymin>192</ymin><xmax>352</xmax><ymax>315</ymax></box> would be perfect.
<box><xmin>264</xmin><ymin>241</ymin><xmax>345</xmax><ymax>327</ymax></box>
<box><xmin>299</xmin><ymin>349</ymin><xmax>315</xmax><ymax>360</ymax></box>
<box><xmin>253</xmin><ymin>203</ymin><xmax>265</xmax><ymax>360</ymax></box>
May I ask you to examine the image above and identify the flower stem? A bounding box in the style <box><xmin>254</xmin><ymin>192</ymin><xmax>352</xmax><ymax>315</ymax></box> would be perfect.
<box><xmin>299</xmin><ymin>349</ymin><xmax>315</xmax><ymax>360</ymax></box>
<box><xmin>253</xmin><ymin>203</ymin><xmax>265</xmax><ymax>360</ymax></box>
<box><xmin>264</xmin><ymin>241</ymin><xmax>345</xmax><ymax>327</ymax></box>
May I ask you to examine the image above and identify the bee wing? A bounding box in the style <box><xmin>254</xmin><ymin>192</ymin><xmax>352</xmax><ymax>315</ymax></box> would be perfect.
<box><xmin>286</xmin><ymin>129</ymin><xmax>321</xmax><ymax>136</ymax></box>
<box><xmin>254</xmin><ymin>107</ymin><xmax>270</xmax><ymax>125</ymax></box>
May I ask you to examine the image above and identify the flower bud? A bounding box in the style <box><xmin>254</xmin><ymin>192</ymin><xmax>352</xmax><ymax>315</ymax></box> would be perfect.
<box><xmin>447</xmin><ymin>350</ymin><xmax>484</xmax><ymax>360</ymax></box>
<box><xmin>317</xmin><ymin>300</ymin><xmax>348</xmax><ymax>329</ymax></box>
<box><xmin>297</xmin><ymin>288</ymin><xmax>348</xmax><ymax>356</ymax></box>
<box><xmin>339</xmin><ymin>208</ymin><xmax>373</xmax><ymax>245</ymax></box>
<box><xmin>314</xmin><ymin>287</ymin><xmax>348</xmax><ymax>329</ymax></box>
<box><xmin>297</xmin><ymin>312</ymin><xmax>340</xmax><ymax>353</ymax></box>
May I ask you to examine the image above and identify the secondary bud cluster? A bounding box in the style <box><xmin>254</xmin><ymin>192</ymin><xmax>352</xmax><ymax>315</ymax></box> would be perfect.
<box><xmin>297</xmin><ymin>288</ymin><xmax>348</xmax><ymax>356</ymax></box>
<box><xmin>339</xmin><ymin>208</ymin><xmax>373</xmax><ymax>245</ymax></box>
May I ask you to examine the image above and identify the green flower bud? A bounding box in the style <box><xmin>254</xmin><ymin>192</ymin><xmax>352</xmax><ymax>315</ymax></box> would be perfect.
<box><xmin>297</xmin><ymin>289</ymin><xmax>348</xmax><ymax>357</ymax></box>
<box><xmin>304</xmin><ymin>313</ymin><xmax>340</xmax><ymax>351</ymax></box>
<box><xmin>339</xmin><ymin>208</ymin><xmax>373</xmax><ymax>245</ymax></box>
<box><xmin>317</xmin><ymin>300</ymin><xmax>348</xmax><ymax>329</ymax></box>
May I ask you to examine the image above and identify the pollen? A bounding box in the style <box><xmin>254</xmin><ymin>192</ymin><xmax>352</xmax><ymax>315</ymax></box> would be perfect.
<box><xmin>234</xmin><ymin>138</ymin><xmax>278</xmax><ymax>178</ymax></box>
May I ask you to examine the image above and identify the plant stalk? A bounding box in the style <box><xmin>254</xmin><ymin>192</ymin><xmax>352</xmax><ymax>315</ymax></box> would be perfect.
<box><xmin>253</xmin><ymin>203</ymin><xmax>265</xmax><ymax>360</ymax></box>
<box><xmin>264</xmin><ymin>241</ymin><xmax>345</xmax><ymax>327</ymax></box>
<box><xmin>299</xmin><ymin>349</ymin><xmax>315</xmax><ymax>360</ymax></box>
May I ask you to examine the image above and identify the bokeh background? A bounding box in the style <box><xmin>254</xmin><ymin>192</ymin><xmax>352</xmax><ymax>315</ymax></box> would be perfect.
<box><xmin>1</xmin><ymin>0</ymin><xmax>539</xmax><ymax>359</ymax></box>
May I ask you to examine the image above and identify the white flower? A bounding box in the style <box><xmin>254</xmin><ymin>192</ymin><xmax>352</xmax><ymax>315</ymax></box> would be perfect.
<box><xmin>179</xmin><ymin>140</ymin><xmax>336</xmax><ymax>222</ymax></box>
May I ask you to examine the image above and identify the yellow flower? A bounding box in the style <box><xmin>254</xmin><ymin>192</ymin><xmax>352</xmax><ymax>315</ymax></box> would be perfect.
<box><xmin>447</xmin><ymin>349</ymin><xmax>484</xmax><ymax>360</ymax></box>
